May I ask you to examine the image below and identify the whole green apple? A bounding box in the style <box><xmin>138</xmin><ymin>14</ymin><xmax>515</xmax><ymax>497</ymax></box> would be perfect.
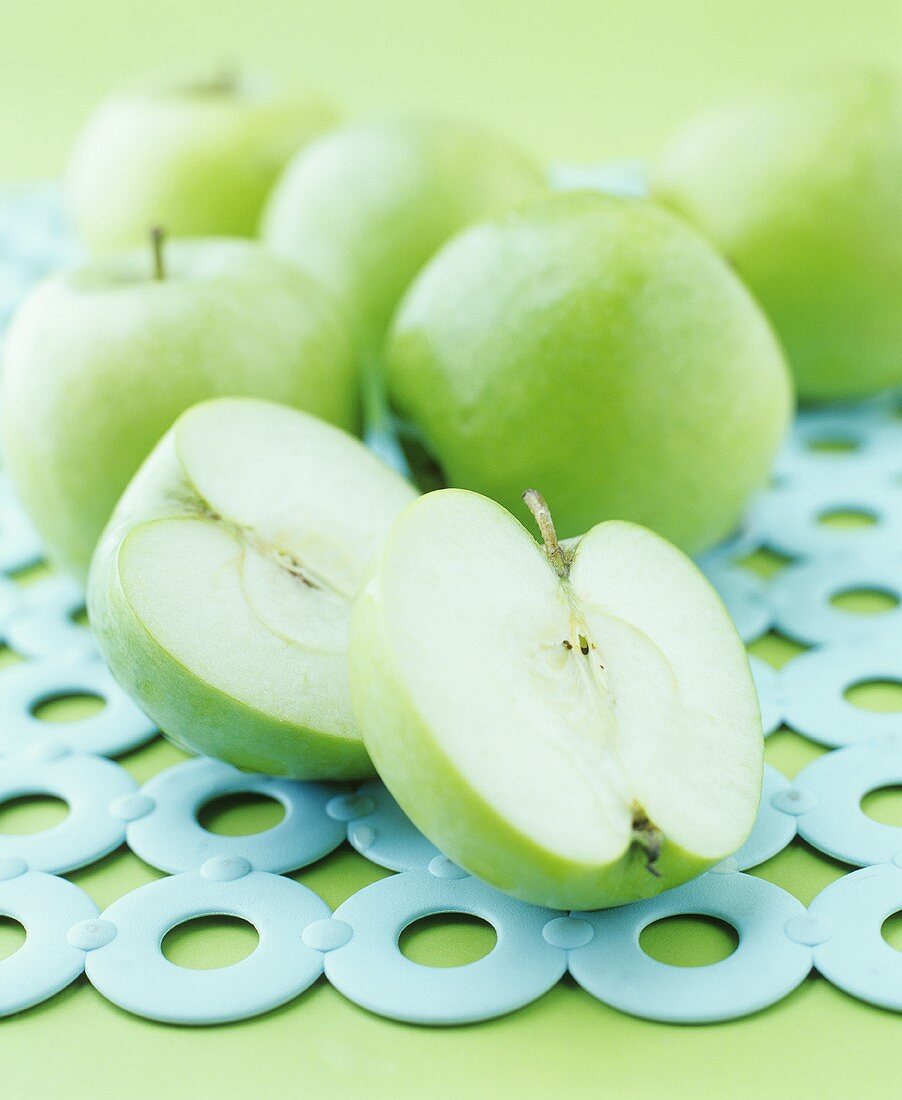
<box><xmin>655</xmin><ymin>70</ymin><xmax>902</xmax><ymax>399</ymax></box>
<box><xmin>68</xmin><ymin>69</ymin><xmax>338</xmax><ymax>252</ymax></box>
<box><xmin>385</xmin><ymin>191</ymin><xmax>793</xmax><ymax>554</ymax></box>
<box><xmin>350</xmin><ymin>488</ymin><xmax>763</xmax><ymax>909</ymax></box>
<box><xmin>260</xmin><ymin>115</ymin><xmax>547</xmax><ymax>357</ymax></box>
<box><xmin>0</xmin><ymin>235</ymin><xmax>357</xmax><ymax>579</ymax></box>
<box><xmin>89</xmin><ymin>397</ymin><xmax>417</xmax><ymax>778</ymax></box>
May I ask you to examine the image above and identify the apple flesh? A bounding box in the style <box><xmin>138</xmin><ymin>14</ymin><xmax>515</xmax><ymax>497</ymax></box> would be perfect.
<box><xmin>261</xmin><ymin>115</ymin><xmax>547</xmax><ymax>355</ymax></box>
<box><xmin>68</xmin><ymin>68</ymin><xmax>338</xmax><ymax>252</ymax></box>
<box><xmin>655</xmin><ymin>70</ymin><xmax>902</xmax><ymax>399</ymax></box>
<box><xmin>88</xmin><ymin>397</ymin><xmax>417</xmax><ymax>778</ymax></box>
<box><xmin>0</xmin><ymin>236</ymin><xmax>357</xmax><ymax>579</ymax></box>
<box><xmin>350</xmin><ymin>488</ymin><xmax>763</xmax><ymax>909</ymax></box>
<box><xmin>385</xmin><ymin>190</ymin><xmax>793</xmax><ymax>553</ymax></box>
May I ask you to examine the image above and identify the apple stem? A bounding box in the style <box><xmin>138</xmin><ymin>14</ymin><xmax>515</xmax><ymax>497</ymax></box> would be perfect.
<box><xmin>523</xmin><ymin>489</ymin><xmax>570</xmax><ymax>578</ymax></box>
<box><xmin>150</xmin><ymin>226</ymin><xmax>166</xmax><ymax>281</ymax></box>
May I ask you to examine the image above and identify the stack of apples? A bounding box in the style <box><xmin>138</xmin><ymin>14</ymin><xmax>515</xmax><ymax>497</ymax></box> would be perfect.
<box><xmin>2</xmin><ymin>68</ymin><xmax>899</xmax><ymax>908</ymax></box>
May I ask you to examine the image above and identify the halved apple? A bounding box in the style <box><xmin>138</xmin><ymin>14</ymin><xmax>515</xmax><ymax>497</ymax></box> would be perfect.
<box><xmin>88</xmin><ymin>397</ymin><xmax>417</xmax><ymax>778</ymax></box>
<box><xmin>349</xmin><ymin>489</ymin><xmax>763</xmax><ymax>908</ymax></box>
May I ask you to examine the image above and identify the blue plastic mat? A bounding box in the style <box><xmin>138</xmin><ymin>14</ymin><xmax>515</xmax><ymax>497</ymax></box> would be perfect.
<box><xmin>0</xmin><ymin>184</ymin><xmax>900</xmax><ymax>1027</ymax></box>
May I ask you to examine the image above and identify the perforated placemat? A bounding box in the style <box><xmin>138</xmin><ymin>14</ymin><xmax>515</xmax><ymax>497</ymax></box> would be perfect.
<box><xmin>0</xmin><ymin>184</ymin><xmax>899</xmax><ymax>1027</ymax></box>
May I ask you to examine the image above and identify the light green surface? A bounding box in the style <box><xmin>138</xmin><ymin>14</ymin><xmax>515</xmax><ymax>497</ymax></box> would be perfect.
<box><xmin>1</xmin><ymin>2</ymin><xmax>901</xmax><ymax>183</ymax></box>
<box><xmin>1</xmin><ymin>3</ymin><xmax>901</xmax><ymax>1097</ymax></box>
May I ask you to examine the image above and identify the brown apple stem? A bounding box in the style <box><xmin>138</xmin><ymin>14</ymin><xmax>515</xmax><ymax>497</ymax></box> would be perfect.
<box><xmin>522</xmin><ymin>488</ymin><xmax>570</xmax><ymax>579</ymax></box>
<box><xmin>150</xmin><ymin>226</ymin><xmax>166</xmax><ymax>281</ymax></box>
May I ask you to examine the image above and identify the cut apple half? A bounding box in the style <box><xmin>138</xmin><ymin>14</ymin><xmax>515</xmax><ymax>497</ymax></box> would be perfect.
<box><xmin>88</xmin><ymin>397</ymin><xmax>417</xmax><ymax>778</ymax></box>
<box><xmin>349</xmin><ymin>488</ymin><xmax>763</xmax><ymax>908</ymax></box>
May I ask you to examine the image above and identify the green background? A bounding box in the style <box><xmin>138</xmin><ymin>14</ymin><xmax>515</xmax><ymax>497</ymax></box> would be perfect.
<box><xmin>2</xmin><ymin>2</ymin><xmax>902</xmax><ymax>1098</ymax></box>
<box><xmin>1</xmin><ymin>0</ymin><xmax>901</xmax><ymax>180</ymax></box>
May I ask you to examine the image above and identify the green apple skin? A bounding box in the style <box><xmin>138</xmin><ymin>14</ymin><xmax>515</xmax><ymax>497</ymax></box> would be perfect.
<box><xmin>68</xmin><ymin>71</ymin><xmax>338</xmax><ymax>252</ymax></box>
<box><xmin>261</xmin><ymin>116</ymin><xmax>547</xmax><ymax>355</ymax></box>
<box><xmin>0</xmin><ymin>239</ymin><xmax>357</xmax><ymax>579</ymax></box>
<box><xmin>88</xmin><ymin>398</ymin><xmax>417</xmax><ymax>779</ymax></box>
<box><xmin>655</xmin><ymin>71</ymin><xmax>902</xmax><ymax>400</ymax></box>
<box><xmin>349</xmin><ymin>489</ymin><xmax>762</xmax><ymax>909</ymax></box>
<box><xmin>385</xmin><ymin>191</ymin><xmax>793</xmax><ymax>553</ymax></box>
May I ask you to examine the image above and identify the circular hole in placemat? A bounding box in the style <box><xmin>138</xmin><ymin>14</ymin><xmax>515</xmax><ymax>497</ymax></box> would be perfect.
<box><xmin>806</xmin><ymin>437</ymin><xmax>860</xmax><ymax>454</ymax></box>
<box><xmin>882</xmin><ymin>912</ymin><xmax>902</xmax><ymax>952</ymax></box>
<box><xmin>0</xmin><ymin>915</ymin><xmax>26</xmax><ymax>960</ymax></box>
<box><xmin>31</xmin><ymin>691</ymin><xmax>105</xmax><ymax>722</ymax></box>
<box><xmin>639</xmin><ymin>914</ymin><xmax>739</xmax><ymax>968</ymax></box>
<box><xmin>860</xmin><ymin>785</ymin><xmax>902</xmax><ymax>827</ymax></box>
<box><xmin>197</xmin><ymin>792</ymin><xmax>285</xmax><ymax>836</ymax></box>
<box><xmin>0</xmin><ymin>793</ymin><xmax>69</xmax><ymax>834</ymax></box>
<box><xmin>844</xmin><ymin>679</ymin><xmax>902</xmax><ymax>712</ymax></box>
<box><xmin>736</xmin><ymin>547</ymin><xmax>796</xmax><ymax>579</ymax></box>
<box><xmin>817</xmin><ymin>508</ymin><xmax>878</xmax><ymax>528</ymax></box>
<box><xmin>9</xmin><ymin>561</ymin><xmax>49</xmax><ymax>586</ymax></box>
<box><xmin>0</xmin><ymin>644</ymin><xmax>22</xmax><ymax>670</ymax></box>
<box><xmin>162</xmin><ymin>915</ymin><xmax>259</xmax><ymax>970</ymax></box>
<box><xmin>399</xmin><ymin>913</ymin><xmax>497</xmax><ymax>968</ymax></box>
<box><xmin>830</xmin><ymin>587</ymin><xmax>900</xmax><ymax>614</ymax></box>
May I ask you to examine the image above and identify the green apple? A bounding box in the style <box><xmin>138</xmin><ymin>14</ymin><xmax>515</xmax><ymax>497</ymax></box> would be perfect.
<box><xmin>88</xmin><ymin>397</ymin><xmax>417</xmax><ymax>778</ymax></box>
<box><xmin>68</xmin><ymin>68</ymin><xmax>338</xmax><ymax>252</ymax></box>
<box><xmin>385</xmin><ymin>190</ymin><xmax>793</xmax><ymax>554</ymax></box>
<box><xmin>350</xmin><ymin>488</ymin><xmax>762</xmax><ymax>909</ymax></box>
<box><xmin>0</xmin><ymin>235</ymin><xmax>357</xmax><ymax>579</ymax></box>
<box><xmin>260</xmin><ymin>115</ymin><xmax>547</xmax><ymax>357</ymax></box>
<box><xmin>655</xmin><ymin>70</ymin><xmax>902</xmax><ymax>400</ymax></box>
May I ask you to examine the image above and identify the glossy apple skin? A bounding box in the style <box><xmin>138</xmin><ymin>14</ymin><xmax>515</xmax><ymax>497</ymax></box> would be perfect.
<box><xmin>68</xmin><ymin>75</ymin><xmax>338</xmax><ymax>252</ymax></box>
<box><xmin>349</xmin><ymin>502</ymin><xmax>712</xmax><ymax>910</ymax></box>
<box><xmin>261</xmin><ymin>116</ymin><xmax>547</xmax><ymax>354</ymax></box>
<box><xmin>0</xmin><ymin>239</ymin><xmax>357</xmax><ymax>579</ymax></box>
<box><xmin>655</xmin><ymin>71</ymin><xmax>902</xmax><ymax>400</ymax></box>
<box><xmin>385</xmin><ymin>191</ymin><xmax>793</xmax><ymax>553</ymax></box>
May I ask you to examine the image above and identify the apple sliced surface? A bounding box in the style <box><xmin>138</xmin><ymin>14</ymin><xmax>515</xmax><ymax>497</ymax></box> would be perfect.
<box><xmin>88</xmin><ymin>397</ymin><xmax>417</xmax><ymax>778</ymax></box>
<box><xmin>349</xmin><ymin>488</ymin><xmax>763</xmax><ymax>908</ymax></box>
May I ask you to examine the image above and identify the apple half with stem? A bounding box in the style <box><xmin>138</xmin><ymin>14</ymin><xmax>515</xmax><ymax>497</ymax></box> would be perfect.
<box><xmin>88</xmin><ymin>397</ymin><xmax>417</xmax><ymax>778</ymax></box>
<box><xmin>349</xmin><ymin>488</ymin><xmax>763</xmax><ymax>909</ymax></box>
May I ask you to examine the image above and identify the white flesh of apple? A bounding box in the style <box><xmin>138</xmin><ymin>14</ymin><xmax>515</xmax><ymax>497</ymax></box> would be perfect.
<box><xmin>358</xmin><ymin>490</ymin><xmax>762</xmax><ymax>879</ymax></box>
<box><xmin>111</xmin><ymin>398</ymin><xmax>417</xmax><ymax>758</ymax></box>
